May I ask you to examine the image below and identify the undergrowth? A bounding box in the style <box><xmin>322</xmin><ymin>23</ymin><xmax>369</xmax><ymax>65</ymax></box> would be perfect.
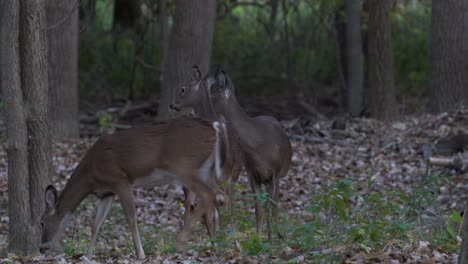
<box><xmin>59</xmin><ymin>168</ymin><xmax>461</xmax><ymax>263</ymax></box>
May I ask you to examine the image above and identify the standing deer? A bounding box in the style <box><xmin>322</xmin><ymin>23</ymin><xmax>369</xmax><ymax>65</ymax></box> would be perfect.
<box><xmin>39</xmin><ymin>117</ymin><xmax>232</xmax><ymax>260</ymax></box>
<box><xmin>172</xmin><ymin>66</ymin><xmax>292</xmax><ymax>240</ymax></box>
<box><xmin>171</xmin><ymin>67</ymin><xmax>243</xmax><ymax>232</ymax></box>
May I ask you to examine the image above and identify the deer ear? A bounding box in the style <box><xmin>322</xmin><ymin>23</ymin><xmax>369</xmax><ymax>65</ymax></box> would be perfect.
<box><xmin>217</xmin><ymin>70</ymin><xmax>227</xmax><ymax>89</ymax></box>
<box><xmin>45</xmin><ymin>185</ymin><xmax>57</xmax><ymax>210</ymax></box>
<box><xmin>191</xmin><ymin>65</ymin><xmax>201</xmax><ymax>82</ymax></box>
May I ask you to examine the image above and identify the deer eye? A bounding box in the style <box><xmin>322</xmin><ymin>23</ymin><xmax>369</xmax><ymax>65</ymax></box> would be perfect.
<box><xmin>181</xmin><ymin>87</ymin><xmax>185</xmax><ymax>93</ymax></box>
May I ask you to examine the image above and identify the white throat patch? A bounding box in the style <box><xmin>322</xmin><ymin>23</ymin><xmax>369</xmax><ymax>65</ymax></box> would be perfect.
<box><xmin>224</xmin><ymin>89</ymin><xmax>231</xmax><ymax>99</ymax></box>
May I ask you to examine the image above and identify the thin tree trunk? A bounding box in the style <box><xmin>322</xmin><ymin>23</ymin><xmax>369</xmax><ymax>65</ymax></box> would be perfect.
<box><xmin>113</xmin><ymin>0</ymin><xmax>140</xmax><ymax>31</ymax></box>
<box><xmin>159</xmin><ymin>0</ymin><xmax>169</xmax><ymax>83</ymax></box>
<box><xmin>429</xmin><ymin>0</ymin><xmax>468</xmax><ymax>113</ymax></box>
<box><xmin>158</xmin><ymin>0</ymin><xmax>217</xmax><ymax>119</ymax></box>
<box><xmin>46</xmin><ymin>0</ymin><xmax>79</xmax><ymax>138</ymax></box>
<box><xmin>1</xmin><ymin>0</ymin><xmax>31</xmax><ymax>254</ymax></box>
<box><xmin>367</xmin><ymin>0</ymin><xmax>396</xmax><ymax>120</ymax></box>
<box><xmin>20</xmin><ymin>0</ymin><xmax>51</xmax><ymax>252</ymax></box>
<box><xmin>345</xmin><ymin>0</ymin><xmax>364</xmax><ymax>116</ymax></box>
<box><xmin>334</xmin><ymin>3</ymin><xmax>347</xmax><ymax>111</ymax></box>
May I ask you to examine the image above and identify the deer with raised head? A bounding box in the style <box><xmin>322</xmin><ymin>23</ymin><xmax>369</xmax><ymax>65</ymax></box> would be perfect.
<box><xmin>172</xmin><ymin>66</ymin><xmax>292</xmax><ymax>240</ymax></box>
<box><xmin>39</xmin><ymin>117</ymin><xmax>232</xmax><ymax>260</ymax></box>
<box><xmin>171</xmin><ymin>67</ymin><xmax>243</xmax><ymax>232</ymax></box>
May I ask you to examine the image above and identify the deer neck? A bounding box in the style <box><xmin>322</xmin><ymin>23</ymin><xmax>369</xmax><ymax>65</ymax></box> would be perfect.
<box><xmin>55</xmin><ymin>171</ymin><xmax>90</xmax><ymax>215</ymax></box>
<box><xmin>221</xmin><ymin>96</ymin><xmax>260</xmax><ymax>148</ymax></box>
<box><xmin>195</xmin><ymin>86</ymin><xmax>218</xmax><ymax>120</ymax></box>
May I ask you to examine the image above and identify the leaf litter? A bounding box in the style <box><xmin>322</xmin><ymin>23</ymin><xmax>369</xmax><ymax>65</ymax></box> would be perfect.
<box><xmin>0</xmin><ymin>105</ymin><xmax>467</xmax><ymax>263</ymax></box>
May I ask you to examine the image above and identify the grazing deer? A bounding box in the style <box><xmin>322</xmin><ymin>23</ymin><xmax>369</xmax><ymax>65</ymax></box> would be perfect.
<box><xmin>171</xmin><ymin>67</ymin><xmax>243</xmax><ymax>232</ymax></box>
<box><xmin>172</xmin><ymin>66</ymin><xmax>292</xmax><ymax>240</ymax></box>
<box><xmin>39</xmin><ymin>117</ymin><xmax>232</xmax><ymax>260</ymax></box>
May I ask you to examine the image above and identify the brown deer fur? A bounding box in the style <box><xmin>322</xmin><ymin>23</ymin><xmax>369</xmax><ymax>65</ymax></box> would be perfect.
<box><xmin>40</xmin><ymin>117</ymin><xmax>230</xmax><ymax>260</ymax></box>
<box><xmin>172</xmin><ymin>66</ymin><xmax>292</xmax><ymax>240</ymax></box>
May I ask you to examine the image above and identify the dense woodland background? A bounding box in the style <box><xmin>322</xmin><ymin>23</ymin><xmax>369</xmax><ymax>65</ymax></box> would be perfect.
<box><xmin>1</xmin><ymin>0</ymin><xmax>468</xmax><ymax>263</ymax></box>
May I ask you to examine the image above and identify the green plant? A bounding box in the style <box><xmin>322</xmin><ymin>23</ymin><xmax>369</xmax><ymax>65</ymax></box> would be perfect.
<box><xmin>98</xmin><ymin>111</ymin><xmax>115</xmax><ymax>134</ymax></box>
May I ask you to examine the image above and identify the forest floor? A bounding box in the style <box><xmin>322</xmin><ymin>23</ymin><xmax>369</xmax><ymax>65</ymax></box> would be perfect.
<box><xmin>0</xmin><ymin>98</ymin><xmax>467</xmax><ymax>263</ymax></box>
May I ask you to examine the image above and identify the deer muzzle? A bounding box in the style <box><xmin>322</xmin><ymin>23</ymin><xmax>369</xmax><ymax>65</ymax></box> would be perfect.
<box><xmin>39</xmin><ymin>244</ymin><xmax>49</xmax><ymax>254</ymax></box>
<box><xmin>169</xmin><ymin>103</ymin><xmax>182</xmax><ymax>111</ymax></box>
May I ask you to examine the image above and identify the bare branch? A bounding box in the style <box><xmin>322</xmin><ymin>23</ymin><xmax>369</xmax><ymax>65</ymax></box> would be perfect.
<box><xmin>47</xmin><ymin>0</ymin><xmax>80</xmax><ymax>30</ymax></box>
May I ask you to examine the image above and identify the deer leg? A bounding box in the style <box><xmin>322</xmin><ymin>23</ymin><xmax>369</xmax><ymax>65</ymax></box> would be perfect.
<box><xmin>227</xmin><ymin>180</ymin><xmax>237</xmax><ymax>232</ymax></box>
<box><xmin>248</xmin><ymin>172</ymin><xmax>263</xmax><ymax>237</ymax></box>
<box><xmin>183</xmin><ymin>187</ymin><xmax>196</xmax><ymax>230</ymax></box>
<box><xmin>115</xmin><ymin>185</ymin><xmax>145</xmax><ymax>260</ymax></box>
<box><xmin>267</xmin><ymin>178</ymin><xmax>280</xmax><ymax>241</ymax></box>
<box><xmin>86</xmin><ymin>194</ymin><xmax>114</xmax><ymax>259</ymax></box>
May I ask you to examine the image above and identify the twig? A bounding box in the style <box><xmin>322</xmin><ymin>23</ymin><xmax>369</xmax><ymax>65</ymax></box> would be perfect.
<box><xmin>47</xmin><ymin>0</ymin><xmax>81</xmax><ymax>30</ymax></box>
<box><xmin>136</xmin><ymin>56</ymin><xmax>160</xmax><ymax>72</ymax></box>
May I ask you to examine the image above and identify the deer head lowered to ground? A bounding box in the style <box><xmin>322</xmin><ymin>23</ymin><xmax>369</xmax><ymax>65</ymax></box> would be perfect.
<box><xmin>39</xmin><ymin>117</ymin><xmax>232</xmax><ymax>260</ymax></box>
<box><xmin>171</xmin><ymin>66</ymin><xmax>243</xmax><ymax>233</ymax></box>
<box><xmin>172</xmin><ymin>66</ymin><xmax>293</xmax><ymax>240</ymax></box>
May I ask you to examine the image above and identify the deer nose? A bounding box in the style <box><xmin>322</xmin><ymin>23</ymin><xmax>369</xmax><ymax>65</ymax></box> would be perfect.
<box><xmin>169</xmin><ymin>104</ymin><xmax>181</xmax><ymax>111</ymax></box>
<box><xmin>39</xmin><ymin>245</ymin><xmax>48</xmax><ymax>254</ymax></box>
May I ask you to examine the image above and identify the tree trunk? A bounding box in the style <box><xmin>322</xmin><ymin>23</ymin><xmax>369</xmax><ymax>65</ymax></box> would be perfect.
<box><xmin>367</xmin><ymin>0</ymin><xmax>396</xmax><ymax>120</ymax></box>
<box><xmin>1</xmin><ymin>0</ymin><xmax>31</xmax><ymax>254</ymax></box>
<box><xmin>345</xmin><ymin>0</ymin><xmax>364</xmax><ymax>116</ymax></box>
<box><xmin>21</xmin><ymin>0</ymin><xmax>52</xmax><ymax>248</ymax></box>
<box><xmin>334</xmin><ymin>3</ymin><xmax>347</xmax><ymax>111</ymax></box>
<box><xmin>0</xmin><ymin>0</ymin><xmax>51</xmax><ymax>254</ymax></box>
<box><xmin>429</xmin><ymin>0</ymin><xmax>468</xmax><ymax>113</ymax></box>
<box><xmin>159</xmin><ymin>0</ymin><xmax>169</xmax><ymax>83</ymax></box>
<box><xmin>158</xmin><ymin>0</ymin><xmax>217</xmax><ymax>119</ymax></box>
<box><xmin>46</xmin><ymin>0</ymin><xmax>79</xmax><ymax>138</ymax></box>
<box><xmin>1</xmin><ymin>0</ymin><xmax>51</xmax><ymax>254</ymax></box>
<box><xmin>113</xmin><ymin>0</ymin><xmax>140</xmax><ymax>31</ymax></box>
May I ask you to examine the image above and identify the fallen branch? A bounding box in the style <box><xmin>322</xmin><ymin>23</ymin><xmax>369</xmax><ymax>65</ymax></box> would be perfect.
<box><xmin>429</xmin><ymin>153</ymin><xmax>468</xmax><ymax>172</ymax></box>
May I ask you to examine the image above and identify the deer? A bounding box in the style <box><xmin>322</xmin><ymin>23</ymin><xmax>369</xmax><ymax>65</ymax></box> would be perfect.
<box><xmin>171</xmin><ymin>67</ymin><xmax>243</xmax><ymax>233</ymax></box>
<box><xmin>39</xmin><ymin>117</ymin><xmax>233</xmax><ymax>260</ymax></box>
<box><xmin>171</xmin><ymin>66</ymin><xmax>293</xmax><ymax>240</ymax></box>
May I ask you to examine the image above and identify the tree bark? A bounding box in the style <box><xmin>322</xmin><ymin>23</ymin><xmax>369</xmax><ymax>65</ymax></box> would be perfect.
<box><xmin>1</xmin><ymin>0</ymin><xmax>31</xmax><ymax>254</ymax></box>
<box><xmin>46</xmin><ymin>0</ymin><xmax>79</xmax><ymax>138</ymax></box>
<box><xmin>21</xmin><ymin>0</ymin><xmax>52</xmax><ymax>247</ymax></box>
<box><xmin>334</xmin><ymin>3</ymin><xmax>347</xmax><ymax>111</ymax></box>
<box><xmin>158</xmin><ymin>0</ymin><xmax>217</xmax><ymax>119</ymax></box>
<box><xmin>429</xmin><ymin>0</ymin><xmax>468</xmax><ymax>113</ymax></box>
<box><xmin>159</xmin><ymin>0</ymin><xmax>169</xmax><ymax>83</ymax></box>
<box><xmin>367</xmin><ymin>0</ymin><xmax>396</xmax><ymax>120</ymax></box>
<box><xmin>1</xmin><ymin>0</ymin><xmax>51</xmax><ymax>254</ymax></box>
<box><xmin>345</xmin><ymin>0</ymin><xmax>364</xmax><ymax>117</ymax></box>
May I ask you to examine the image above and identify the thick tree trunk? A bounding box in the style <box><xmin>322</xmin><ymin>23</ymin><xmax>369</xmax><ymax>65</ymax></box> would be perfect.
<box><xmin>1</xmin><ymin>0</ymin><xmax>51</xmax><ymax>254</ymax></box>
<box><xmin>1</xmin><ymin>0</ymin><xmax>31</xmax><ymax>254</ymax></box>
<box><xmin>21</xmin><ymin>0</ymin><xmax>52</xmax><ymax>248</ymax></box>
<box><xmin>158</xmin><ymin>0</ymin><xmax>217</xmax><ymax>119</ymax></box>
<box><xmin>367</xmin><ymin>0</ymin><xmax>396</xmax><ymax>120</ymax></box>
<box><xmin>430</xmin><ymin>0</ymin><xmax>468</xmax><ymax>113</ymax></box>
<box><xmin>345</xmin><ymin>0</ymin><xmax>364</xmax><ymax>116</ymax></box>
<box><xmin>46</xmin><ymin>0</ymin><xmax>79</xmax><ymax>138</ymax></box>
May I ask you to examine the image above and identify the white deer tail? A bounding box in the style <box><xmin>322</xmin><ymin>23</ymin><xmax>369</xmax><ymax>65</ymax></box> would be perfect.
<box><xmin>212</xmin><ymin>121</ymin><xmax>223</xmax><ymax>180</ymax></box>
